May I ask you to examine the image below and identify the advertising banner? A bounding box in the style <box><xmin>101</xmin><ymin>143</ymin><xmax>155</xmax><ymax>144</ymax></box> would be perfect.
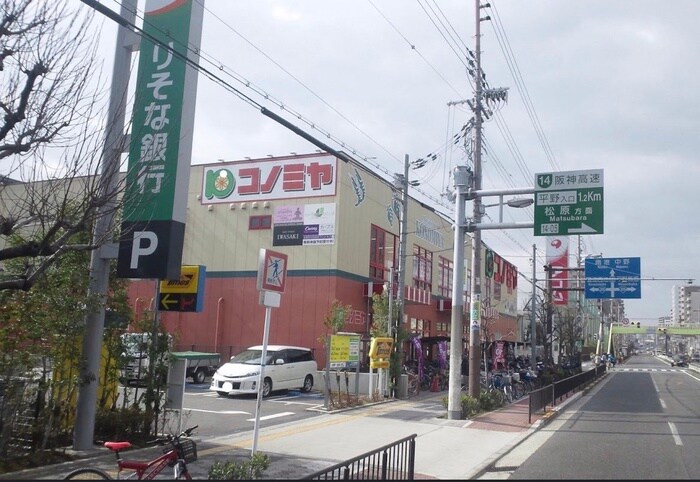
<box><xmin>546</xmin><ymin>236</ymin><xmax>569</xmax><ymax>305</ymax></box>
<box><xmin>272</xmin><ymin>203</ymin><xmax>336</xmax><ymax>246</ymax></box>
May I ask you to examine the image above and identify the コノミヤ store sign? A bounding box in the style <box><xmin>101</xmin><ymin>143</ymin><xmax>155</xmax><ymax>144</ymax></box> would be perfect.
<box><xmin>201</xmin><ymin>155</ymin><xmax>337</xmax><ymax>203</ymax></box>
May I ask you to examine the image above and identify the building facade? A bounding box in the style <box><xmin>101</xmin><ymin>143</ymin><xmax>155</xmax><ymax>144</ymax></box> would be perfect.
<box><xmin>672</xmin><ymin>284</ymin><xmax>700</xmax><ymax>325</ymax></box>
<box><xmin>24</xmin><ymin>152</ymin><xmax>516</xmax><ymax>370</ymax></box>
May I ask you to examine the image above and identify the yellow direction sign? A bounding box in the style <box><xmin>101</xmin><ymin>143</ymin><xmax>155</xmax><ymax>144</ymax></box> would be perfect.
<box><xmin>369</xmin><ymin>337</ymin><xmax>394</xmax><ymax>368</ymax></box>
<box><xmin>160</xmin><ymin>265</ymin><xmax>201</xmax><ymax>294</ymax></box>
<box><xmin>159</xmin><ymin>265</ymin><xmax>206</xmax><ymax>312</ymax></box>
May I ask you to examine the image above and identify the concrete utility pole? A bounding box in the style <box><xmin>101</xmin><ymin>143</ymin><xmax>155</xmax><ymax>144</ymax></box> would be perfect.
<box><xmin>392</xmin><ymin>155</ymin><xmax>409</xmax><ymax>396</ymax></box>
<box><xmin>466</xmin><ymin>0</ymin><xmax>487</xmax><ymax>401</ymax></box>
<box><xmin>74</xmin><ymin>0</ymin><xmax>136</xmax><ymax>450</ymax></box>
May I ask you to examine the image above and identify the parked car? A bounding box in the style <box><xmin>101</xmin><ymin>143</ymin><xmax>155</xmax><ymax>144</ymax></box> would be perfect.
<box><xmin>691</xmin><ymin>353</ymin><xmax>700</xmax><ymax>363</ymax></box>
<box><xmin>210</xmin><ymin>345</ymin><xmax>317</xmax><ymax>398</ymax></box>
<box><xmin>670</xmin><ymin>354</ymin><xmax>689</xmax><ymax>367</ymax></box>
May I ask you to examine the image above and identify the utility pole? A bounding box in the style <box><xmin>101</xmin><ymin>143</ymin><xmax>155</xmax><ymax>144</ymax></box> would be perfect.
<box><xmin>73</xmin><ymin>0</ymin><xmax>136</xmax><ymax>450</ymax></box>
<box><xmin>392</xmin><ymin>155</ymin><xmax>409</xmax><ymax>396</ymax></box>
<box><xmin>447</xmin><ymin>0</ymin><xmax>529</xmax><ymax>414</ymax></box>
<box><xmin>466</xmin><ymin>0</ymin><xmax>487</xmax><ymax>400</ymax></box>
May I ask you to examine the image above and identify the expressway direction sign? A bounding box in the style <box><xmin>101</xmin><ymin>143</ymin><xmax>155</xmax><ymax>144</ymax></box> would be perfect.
<box><xmin>584</xmin><ymin>257</ymin><xmax>641</xmax><ymax>299</ymax></box>
<box><xmin>534</xmin><ymin>169</ymin><xmax>604</xmax><ymax>236</ymax></box>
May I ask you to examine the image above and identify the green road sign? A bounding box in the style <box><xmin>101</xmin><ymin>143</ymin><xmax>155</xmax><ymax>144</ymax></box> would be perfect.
<box><xmin>534</xmin><ymin>169</ymin><xmax>604</xmax><ymax>236</ymax></box>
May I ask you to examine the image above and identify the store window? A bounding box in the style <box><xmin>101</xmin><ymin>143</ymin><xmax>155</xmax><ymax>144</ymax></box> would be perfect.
<box><xmin>438</xmin><ymin>256</ymin><xmax>453</xmax><ymax>298</ymax></box>
<box><xmin>369</xmin><ymin>224</ymin><xmax>398</xmax><ymax>281</ymax></box>
<box><xmin>412</xmin><ymin>245</ymin><xmax>433</xmax><ymax>292</ymax></box>
<box><xmin>249</xmin><ymin>215</ymin><xmax>272</xmax><ymax>230</ymax></box>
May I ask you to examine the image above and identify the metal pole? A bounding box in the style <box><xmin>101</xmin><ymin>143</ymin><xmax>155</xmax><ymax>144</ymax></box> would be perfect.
<box><xmin>596</xmin><ymin>305</ymin><xmax>605</xmax><ymax>355</ymax></box>
<box><xmin>252</xmin><ymin>305</ymin><xmax>272</xmax><ymax>455</ymax></box>
<box><xmin>530</xmin><ymin>244</ymin><xmax>537</xmax><ymax>371</ymax></box>
<box><xmin>467</xmin><ymin>0</ymin><xmax>485</xmax><ymax>399</ymax></box>
<box><xmin>73</xmin><ymin>0</ymin><xmax>135</xmax><ymax>450</ymax></box>
<box><xmin>387</xmin><ymin>266</ymin><xmax>394</xmax><ymax>398</ymax></box>
<box><xmin>447</xmin><ymin>166</ymin><xmax>469</xmax><ymax>419</ymax></box>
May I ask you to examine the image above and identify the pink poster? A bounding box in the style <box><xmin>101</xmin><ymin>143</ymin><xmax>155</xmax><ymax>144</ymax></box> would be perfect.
<box><xmin>546</xmin><ymin>236</ymin><xmax>569</xmax><ymax>305</ymax></box>
<box><xmin>493</xmin><ymin>341</ymin><xmax>506</xmax><ymax>370</ymax></box>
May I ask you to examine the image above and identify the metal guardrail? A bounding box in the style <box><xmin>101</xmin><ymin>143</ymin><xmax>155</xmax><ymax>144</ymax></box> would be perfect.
<box><xmin>528</xmin><ymin>365</ymin><xmax>606</xmax><ymax>424</ymax></box>
<box><xmin>301</xmin><ymin>434</ymin><xmax>416</xmax><ymax>480</ymax></box>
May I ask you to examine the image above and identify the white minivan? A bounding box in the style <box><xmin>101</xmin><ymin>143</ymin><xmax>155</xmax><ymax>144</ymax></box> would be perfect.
<box><xmin>210</xmin><ymin>345</ymin><xmax>317</xmax><ymax>397</ymax></box>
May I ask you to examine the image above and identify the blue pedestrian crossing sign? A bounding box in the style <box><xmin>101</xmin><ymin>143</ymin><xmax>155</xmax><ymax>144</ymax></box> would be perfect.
<box><xmin>584</xmin><ymin>257</ymin><xmax>641</xmax><ymax>299</ymax></box>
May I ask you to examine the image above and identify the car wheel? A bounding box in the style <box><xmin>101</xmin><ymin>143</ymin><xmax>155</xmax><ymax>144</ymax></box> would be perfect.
<box><xmin>262</xmin><ymin>378</ymin><xmax>273</xmax><ymax>398</ymax></box>
<box><xmin>301</xmin><ymin>375</ymin><xmax>313</xmax><ymax>393</ymax></box>
<box><xmin>216</xmin><ymin>391</ymin><xmax>229</xmax><ymax>397</ymax></box>
<box><xmin>194</xmin><ymin>369</ymin><xmax>206</xmax><ymax>384</ymax></box>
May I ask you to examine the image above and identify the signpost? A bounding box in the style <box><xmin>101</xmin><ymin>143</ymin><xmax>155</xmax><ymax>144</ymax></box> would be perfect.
<box><xmin>534</xmin><ymin>169</ymin><xmax>604</xmax><ymax>236</ymax></box>
<box><xmin>584</xmin><ymin>257</ymin><xmax>641</xmax><ymax>299</ymax></box>
<box><xmin>252</xmin><ymin>248</ymin><xmax>287</xmax><ymax>456</ymax></box>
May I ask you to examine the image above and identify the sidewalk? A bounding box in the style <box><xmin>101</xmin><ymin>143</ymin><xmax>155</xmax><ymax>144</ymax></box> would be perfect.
<box><xmin>0</xmin><ymin>388</ymin><xmax>584</xmax><ymax>480</ymax></box>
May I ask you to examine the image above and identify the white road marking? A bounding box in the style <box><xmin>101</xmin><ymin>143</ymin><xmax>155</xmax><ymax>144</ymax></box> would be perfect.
<box><xmin>269</xmin><ymin>399</ymin><xmax>320</xmax><ymax>407</ymax></box>
<box><xmin>185</xmin><ymin>408</ymin><xmax>251</xmax><ymax>415</ymax></box>
<box><xmin>668</xmin><ymin>422</ymin><xmax>683</xmax><ymax>445</ymax></box>
<box><xmin>246</xmin><ymin>411</ymin><xmax>295</xmax><ymax>421</ymax></box>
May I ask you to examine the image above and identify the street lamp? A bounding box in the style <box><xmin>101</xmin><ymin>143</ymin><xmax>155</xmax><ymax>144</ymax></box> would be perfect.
<box><xmin>478</xmin><ymin>196</ymin><xmax>533</xmax><ymax>223</ymax></box>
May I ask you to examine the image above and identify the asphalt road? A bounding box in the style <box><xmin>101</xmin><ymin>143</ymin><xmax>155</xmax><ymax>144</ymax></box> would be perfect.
<box><xmin>488</xmin><ymin>353</ymin><xmax>700</xmax><ymax>479</ymax></box>
<box><xmin>171</xmin><ymin>382</ymin><xmax>327</xmax><ymax>439</ymax></box>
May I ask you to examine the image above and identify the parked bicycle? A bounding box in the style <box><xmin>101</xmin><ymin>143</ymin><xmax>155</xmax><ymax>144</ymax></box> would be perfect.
<box><xmin>62</xmin><ymin>426</ymin><xmax>199</xmax><ymax>480</ymax></box>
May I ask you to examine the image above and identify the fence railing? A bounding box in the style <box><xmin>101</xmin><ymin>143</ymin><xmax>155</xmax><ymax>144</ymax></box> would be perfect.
<box><xmin>528</xmin><ymin>364</ymin><xmax>606</xmax><ymax>423</ymax></box>
<box><xmin>301</xmin><ymin>434</ymin><xmax>416</xmax><ymax>480</ymax></box>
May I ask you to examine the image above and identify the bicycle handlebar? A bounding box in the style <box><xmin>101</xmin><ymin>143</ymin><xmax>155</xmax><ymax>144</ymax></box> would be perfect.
<box><xmin>145</xmin><ymin>426</ymin><xmax>198</xmax><ymax>447</ymax></box>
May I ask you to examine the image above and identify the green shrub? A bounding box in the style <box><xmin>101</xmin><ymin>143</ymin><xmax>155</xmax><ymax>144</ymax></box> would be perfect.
<box><xmin>459</xmin><ymin>394</ymin><xmax>480</xmax><ymax>418</ymax></box>
<box><xmin>442</xmin><ymin>389</ymin><xmax>504</xmax><ymax>419</ymax></box>
<box><xmin>208</xmin><ymin>453</ymin><xmax>271</xmax><ymax>480</ymax></box>
<box><xmin>478</xmin><ymin>389</ymin><xmax>505</xmax><ymax>411</ymax></box>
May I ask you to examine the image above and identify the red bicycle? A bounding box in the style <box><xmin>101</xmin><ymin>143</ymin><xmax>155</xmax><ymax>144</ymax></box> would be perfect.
<box><xmin>62</xmin><ymin>425</ymin><xmax>199</xmax><ymax>480</ymax></box>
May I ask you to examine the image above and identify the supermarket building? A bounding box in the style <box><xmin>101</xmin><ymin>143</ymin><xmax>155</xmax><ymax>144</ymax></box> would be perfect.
<box><xmin>126</xmin><ymin>152</ymin><xmax>519</xmax><ymax>369</ymax></box>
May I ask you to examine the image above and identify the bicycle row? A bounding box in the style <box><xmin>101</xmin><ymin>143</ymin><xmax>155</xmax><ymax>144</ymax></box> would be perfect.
<box><xmin>403</xmin><ymin>363</ymin><xmax>544</xmax><ymax>403</ymax></box>
<box><xmin>480</xmin><ymin>368</ymin><xmax>543</xmax><ymax>404</ymax></box>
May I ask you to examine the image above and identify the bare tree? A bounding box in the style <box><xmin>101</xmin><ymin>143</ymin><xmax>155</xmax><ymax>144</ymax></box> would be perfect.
<box><xmin>0</xmin><ymin>0</ymin><xmax>123</xmax><ymax>291</ymax></box>
<box><xmin>553</xmin><ymin>306</ymin><xmax>582</xmax><ymax>360</ymax></box>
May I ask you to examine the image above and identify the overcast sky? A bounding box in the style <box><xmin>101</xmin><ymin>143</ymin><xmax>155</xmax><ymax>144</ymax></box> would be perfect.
<box><xmin>92</xmin><ymin>0</ymin><xmax>700</xmax><ymax>324</ymax></box>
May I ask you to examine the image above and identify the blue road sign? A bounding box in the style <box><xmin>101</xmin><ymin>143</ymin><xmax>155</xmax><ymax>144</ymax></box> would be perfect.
<box><xmin>584</xmin><ymin>257</ymin><xmax>641</xmax><ymax>299</ymax></box>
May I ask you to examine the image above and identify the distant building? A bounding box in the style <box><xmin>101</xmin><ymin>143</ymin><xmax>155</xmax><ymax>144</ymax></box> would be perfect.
<box><xmin>672</xmin><ymin>285</ymin><xmax>700</xmax><ymax>324</ymax></box>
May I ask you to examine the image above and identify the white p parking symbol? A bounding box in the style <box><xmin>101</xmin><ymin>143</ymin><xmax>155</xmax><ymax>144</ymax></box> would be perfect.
<box><xmin>130</xmin><ymin>231</ymin><xmax>158</xmax><ymax>269</ymax></box>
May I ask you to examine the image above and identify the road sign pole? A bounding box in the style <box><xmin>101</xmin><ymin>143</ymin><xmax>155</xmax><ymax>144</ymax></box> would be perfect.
<box><xmin>251</xmin><ymin>302</ymin><xmax>272</xmax><ymax>456</ymax></box>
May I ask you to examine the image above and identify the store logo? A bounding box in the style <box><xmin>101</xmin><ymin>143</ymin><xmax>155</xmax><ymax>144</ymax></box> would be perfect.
<box><xmin>204</xmin><ymin>168</ymin><xmax>235</xmax><ymax>200</ymax></box>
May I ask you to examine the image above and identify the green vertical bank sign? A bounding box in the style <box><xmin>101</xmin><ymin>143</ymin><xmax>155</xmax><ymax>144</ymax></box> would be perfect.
<box><xmin>117</xmin><ymin>0</ymin><xmax>204</xmax><ymax>280</ymax></box>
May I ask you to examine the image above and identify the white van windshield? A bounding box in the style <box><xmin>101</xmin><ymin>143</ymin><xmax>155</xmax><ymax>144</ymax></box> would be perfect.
<box><xmin>232</xmin><ymin>349</ymin><xmax>279</xmax><ymax>365</ymax></box>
